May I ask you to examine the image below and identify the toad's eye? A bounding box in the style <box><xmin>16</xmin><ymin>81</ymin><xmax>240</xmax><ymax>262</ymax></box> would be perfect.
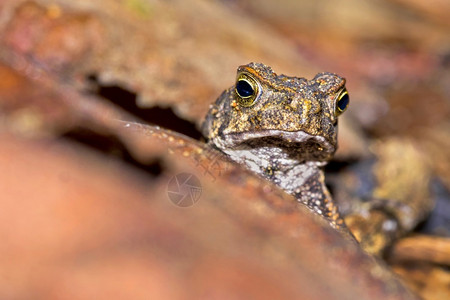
<box><xmin>236</xmin><ymin>80</ymin><xmax>253</xmax><ymax>97</ymax></box>
<box><xmin>335</xmin><ymin>88</ymin><xmax>349</xmax><ymax>116</ymax></box>
<box><xmin>235</xmin><ymin>74</ymin><xmax>259</xmax><ymax>107</ymax></box>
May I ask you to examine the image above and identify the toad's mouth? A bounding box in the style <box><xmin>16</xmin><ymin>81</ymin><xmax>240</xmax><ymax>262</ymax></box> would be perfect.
<box><xmin>214</xmin><ymin>129</ymin><xmax>336</xmax><ymax>162</ymax></box>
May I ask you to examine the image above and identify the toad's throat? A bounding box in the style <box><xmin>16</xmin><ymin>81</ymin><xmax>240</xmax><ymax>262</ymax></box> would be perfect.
<box><xmin>214</xmin><ymin>129</ymin><xmax>336</xmax><ymax>163</ymax></box>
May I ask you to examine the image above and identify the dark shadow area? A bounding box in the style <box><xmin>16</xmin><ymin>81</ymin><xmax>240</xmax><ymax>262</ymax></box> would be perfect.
<box><xmin>416</xmin><ymin>178</ymin><xmax>450</xmax><ymax>237</ymax></box>
<box><xmin>61</xmin><ymin>127</ymin><xmax>164</xmax><ymax>177</ymax></box>
<box><xmin>86</xmin><ymin>74</ymin><xmax>202</xmax><ymax>140</ymax></box>
<box><xmin>324</xmin><ymin>159</ymin><xmax>356</xmax><ymax>173</ymax></box>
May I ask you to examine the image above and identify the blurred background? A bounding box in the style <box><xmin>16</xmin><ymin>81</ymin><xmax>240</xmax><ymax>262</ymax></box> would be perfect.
<box><xmin>0</xmin><ymin>0</ymin><xmax>449</xmax><ymax>299</ymax></box>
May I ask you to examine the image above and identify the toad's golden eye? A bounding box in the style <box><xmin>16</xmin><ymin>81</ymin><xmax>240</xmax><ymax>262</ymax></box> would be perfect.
<box><xmin>335</xmin><ymin>88</ymin><xmax>349</xmax><ymax>116</ymax></box>
<box><xmin>235</xmin><ymin>74</ymin><xmax>259</xmax><ymax>107</ymax></box>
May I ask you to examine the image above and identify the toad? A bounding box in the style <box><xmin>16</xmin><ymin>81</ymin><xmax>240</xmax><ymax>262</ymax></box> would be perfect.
<box><xmin>202</xmin><ymin>62</ymin><xmax>350</xmax><ymax>232</ymax></box>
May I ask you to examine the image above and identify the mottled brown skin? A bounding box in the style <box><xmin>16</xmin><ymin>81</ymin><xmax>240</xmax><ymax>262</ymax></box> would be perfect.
<box><xmin>202</xmin><ymin>63</ymin><xmax>350</xmax><ymax>232</ymax></box>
